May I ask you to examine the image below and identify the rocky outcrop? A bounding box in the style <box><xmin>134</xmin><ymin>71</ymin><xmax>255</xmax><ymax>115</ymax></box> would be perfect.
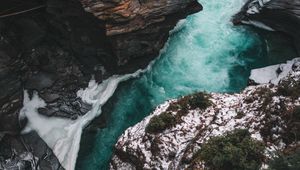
<box><xmin>0</xmin><ymin>0</ymin><xmax>202</xmax><ymax>132</ymax></box>
<box><xmin>0</xmin><ymin>0</ymin><xmax>202</xmax><ymax>169</ymax></box>
<box><xmin>233</xmin><ymin>0</ymin><xmax>300</xmax><ymax>54</ymax></box>
<box><xmin>0</xmin><ymin>132</ymin><xmax>63</xmax><ymax>170</ymax></box>
<box><xmin>80</xmin><ymin>0</ymin><xmax>202</xmax><ymax>72</ymax></box>
<box><xmin>0</xmin><ymin>0</ymin><xmax>110</xmax><ymax>133</ymax></box>
<box><xmin>110</xmin><ymin>58</ymin><xmax>300</xmax><ymax>169</ymax></box>
<box><xmin>0</xmin><ymin>0</ymin><xmax>109</xmax><ymax>168</ymax></box>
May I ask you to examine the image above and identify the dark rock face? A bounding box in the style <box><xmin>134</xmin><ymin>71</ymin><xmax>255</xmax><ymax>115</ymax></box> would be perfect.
<box><xmin>233</xmin><ymin>0</ymin><xmax>300</xmax><ymax>54</ymax></box>
<box><xmin>0</xmin><ymin>0</ymin><xmax>202</xmax><ymax>131</ymax></box>
<box><xmin>80</xmin><ymin>0</ymin><xmax>202</xmax><ymax>73</ymax></box>
<box><xmin>0</xmin><ymin>0</ymin><xmax>202</xmax><ymax>169</ymax></box>
<box><xmin>0</xmin><ymin>132</ymin><xmax>63</xmax><ymax>170</ymax></box>
<box><xmin>0</xmin><ymin>0</ymin><xmax>112</xmax><ymax>133</ymax></box>
<box><xmin>1</xmin><ymin>0</ymin><xmax>112</xmax><ymax>168</ymax></box>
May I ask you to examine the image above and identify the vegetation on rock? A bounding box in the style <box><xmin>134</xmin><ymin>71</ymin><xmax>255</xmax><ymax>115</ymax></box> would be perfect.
<box><xmin>146</xmin><ymin>92</ymin><xmax>211</xmax><ymax>134</ymax></box>
<box><xmin>188</xmin><ymin>92</ymin><xmax>212</xmax><ymax>110</ymax></box>
<box><xmin>192</xmin><ymin>129</ymin><xmax>265</xmax><ymax>170</ymax></box>
<box><xmin>269</xmin><ymin>148</ymin><xmax>300</xmax><ymax>170</ymax></box>
<box><xmin>282</xmin><ymin>106</ymin><xmax>300</xmax><ymax>144</ymax></box>
<box><xmin>277</xmin><ymin>77</ymin><xmax>300</xmax><ymax>99</ymax></box>
<box><xmin>168</xmin><ymin>92</ymin><xmax>211</xmax><ymax>111</ymax></box>
<box><xmin>145</xmin><ymin>112</ymin><xmax>176</xmax><ymax>134</ymax></box>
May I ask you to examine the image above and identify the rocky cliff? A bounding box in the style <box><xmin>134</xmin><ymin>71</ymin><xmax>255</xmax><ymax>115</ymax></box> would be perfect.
<box><xmin>80</xmin><ymin>0</ymin><xmax>202</xmax><ymax>72</ymax></box>
<box><xmin>0</xmin><ymin>0</ymin><xmax>201</xmax><ymax>169</ymax></box>
<box><xmin>233</xmin><ymin>0</ymin><xmax>300</xmax><ymax>54</ymax></box>
<box><xmin>110</xmin><ymin>58</ymin><xmax>300</xmax><ymax>169</ymax></box>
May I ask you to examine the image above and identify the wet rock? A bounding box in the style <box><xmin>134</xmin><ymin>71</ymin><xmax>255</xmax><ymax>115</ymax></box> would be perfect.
<box><xmin>0</xmin><ymin>0</ymin><xmax>203</xmax><ymax>169</ymax></box>
<box><xmin>0</xmin><ymin>132</ymin><xmax>64</xmax><ymax>170</ymax></box>
<box><xmin>25</xmin><ymin>72</ymin><xmax>57</xmax><ymax>91</ymax></box>
<box><xmin>39</xmin><ymin>93</ymin><xmax>60</xmax><ymax>103</ymax></box>
<box><xmin>248</xmin><ymin>79</ymin><xmax>259</xmax><ymax>86</ymax></box>
<box><xmin>37</xmin><ymin>98</ymin><xmax>92</xmax><ymax>119</ymax></box>
<box><xmin>233</xmin><ymin>0</ymin><xmax>300</xmax><ymax>54</ymax></box>
<box><xmin>0</xmin><ymin>0</ymin><xmax>203</xmax><ymax>129</ymax></box>
<box><xmin>81</xmin><ymin>0</ymin><xmax>203</xmax><ymax>73</ymax></box>
<box><xmin>0</xmin><ymin>0</ymin><xmax>108</xmax><ymax>124</ymax></box>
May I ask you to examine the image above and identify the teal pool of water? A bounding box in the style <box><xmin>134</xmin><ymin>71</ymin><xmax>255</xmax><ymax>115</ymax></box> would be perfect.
<box><xmin>76</xmin><ymin>0</ymin><xmax>297</xmax><ymax>169</ymax></box>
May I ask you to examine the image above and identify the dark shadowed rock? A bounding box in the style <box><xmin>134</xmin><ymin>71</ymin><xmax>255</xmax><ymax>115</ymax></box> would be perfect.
<box><xmin>80</xmin><ymin>0</ymin><xmax>203</xmax><ymax>73</ymax></box>
<box><xmin>0</xmin><ymin>132</ymin><xmax>64</xmax><ymax>170</ymax></box>
<box><xmin>25</xmin><ymin>72</ymin><xmax>57</xmax><ymax>91</ymax></box>
<box><xmin>233</xmin><ymin>0</ymin><xmax>300</xmax><ymax>54</ymax></box>
<box><xmin>0</xmin><ymin>0</ymin><xmax>202</xmax><ymax>169</ymax></box>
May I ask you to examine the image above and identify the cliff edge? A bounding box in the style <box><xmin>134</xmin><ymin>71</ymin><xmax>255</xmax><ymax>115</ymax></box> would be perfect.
<box><xmin>110</xmin><ymin>58</ymin><xmax>300</xmax><ymax>169</ymax></box>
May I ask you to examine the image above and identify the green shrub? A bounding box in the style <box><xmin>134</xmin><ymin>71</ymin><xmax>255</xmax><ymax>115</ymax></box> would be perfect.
<box><xmin>146</xmin><ymin>92</ymin><xmax>211</xmax><ymax>134</ymax></box>
<box><xmin>145</xmin><ymin>112</ymin><xmax>176</xmax><ymax>134</ymax></box>
<box><xmin>188</xmin><ymin>92</ymin><xmax>212</xmax><ymax>110</ymax></box>
<box><xmin>193</xmin><ymin>129</ymin><xmax>265</xmax><ymax>170</ymax></box>
<box><xmin>282</xmin><ymin>106</ymin><xmax>300</xmax><ymax>144</ymax></box>
<box><xmin>268</xmin><ymin>149</ymin><xmax>300</xmax><ymax>170</ymax></box>
<box><xmin>167</xmin><ymin>92</ymin><xmax>211</xmax><ymax>112</ymax></box>
<box><xmin>235</xmin><ymin>111</ymin><xmax>245</xmax><ymax>119</ymax></box>
<box><xmin>277</xmin><ymin>78</ymin><xmax>300</xmax><ymax>99</ymax></box>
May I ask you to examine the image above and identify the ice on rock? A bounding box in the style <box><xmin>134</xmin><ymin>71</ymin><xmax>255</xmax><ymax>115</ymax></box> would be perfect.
<box><xmin>250</xmin><ymin>58</ymin><xmax>300</xmax><ymax>85</ymax></box>
<box><xmin>247</xmin><ymin>0</ymin><xmax>272</xmax><ymax>15</ymax></box>
<box><xmin>20</xmin><ymin>70</ymin><xmax>144</xmax><ymax>170</ymax></box>
<box><xmin>111</xmin><ymin>59</ymin><xmax>300</xmax><ymax>169</ymax></box>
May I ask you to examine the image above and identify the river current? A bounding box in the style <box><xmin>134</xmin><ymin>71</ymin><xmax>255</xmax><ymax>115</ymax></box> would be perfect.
<box><xmin>76</xmin><ymin>0</ymin><xmax>296</xmax><ymax>169</ymax></box>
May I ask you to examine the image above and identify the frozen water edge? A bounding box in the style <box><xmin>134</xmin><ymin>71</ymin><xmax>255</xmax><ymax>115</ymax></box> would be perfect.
<box><xmin>20</xmin><ymin>70</ymin><xmax>144</xmax><ymax>170</ymax></box>
<box><xmin>250</xmin><ymin>58</ymin><xmax>300</xmax><ymax>85</ymax></box>
<box><xmin>18</xmin><ymin>18</ymin><xmax>196</xmax><ymax>170</ymax></box>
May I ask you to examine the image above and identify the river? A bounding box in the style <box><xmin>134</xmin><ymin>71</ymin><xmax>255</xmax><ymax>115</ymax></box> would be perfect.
<box><xmin>76</xmin><ymin>0</ymin><xmax>296</xmax><ymax>169</ymax></box>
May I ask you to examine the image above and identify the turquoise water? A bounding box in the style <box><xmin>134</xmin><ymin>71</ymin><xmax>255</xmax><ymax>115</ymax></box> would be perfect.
<box><xmin>76</xmin><ymin>0</ymin><xmax>296</xmax><ymax>169</ymax></box>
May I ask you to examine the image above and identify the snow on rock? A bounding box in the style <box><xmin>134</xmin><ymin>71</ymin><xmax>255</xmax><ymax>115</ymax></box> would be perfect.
<box><xmin>250</xmin><ymin>58</ymin><xmax>300</xmax><ymax>85</ymax></box>
<box><xmin>110</xmin><ymin>59</ymin><xmax>300</xmax><ymax>170</ymax></box>
<box><xmin>241</xmin><ymin>20</ymin><xmax>275</xmax><ymax>31</ymax></box>
<box><xmin>20</xmin><ymin>70</ymin><xmax>144</xmax><ymax>170</ymax></box>
<box><xmin>246</xmin><ymin>0</ymin><xmax>271</xmax><ymax>15</ymax></box>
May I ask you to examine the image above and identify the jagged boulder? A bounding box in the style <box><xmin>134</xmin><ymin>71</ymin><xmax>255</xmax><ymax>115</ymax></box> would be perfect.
<box><xmin>80</xmin><ymin>0</ymin><xmax>202</xmax><ymax>72</ymax></box>
<box><xmin>233</xmin><ymin>0</ymin><xmax>300</xmax><ymax>54</ymax></box>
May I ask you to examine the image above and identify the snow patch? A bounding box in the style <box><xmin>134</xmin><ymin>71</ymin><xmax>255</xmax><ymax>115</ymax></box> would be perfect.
<box><xmin>111</xmin><ymin>58</ymin><xmax>300</xmax><ymax>169</ymax></box>
<box><xmin>242</xmin><ymin>20</ymin><xmax>274</xmax><ymax>31</ymax></box>
<box><xmin>250</xmin><ymin>58</ymin><xmax>300</xmax><ymax>85</ymax></box>
<box><xmin>20</xmin><ymin>70</ymin><xmax>144</xmax><ymax>170</ymax></box>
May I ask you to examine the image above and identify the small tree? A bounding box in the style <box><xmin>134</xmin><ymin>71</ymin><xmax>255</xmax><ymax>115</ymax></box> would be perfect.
<box><xmin>268</xmin><ymin>149</ymin><xmax>300</xmax><ymax>170</ymax></box>
<box><xmin>277</xmin><ymin>78</ymin><xmax>300</xmax><ymax>99</ymax></box>
<box><xmin>188</xmin><ymin>92</ymin><xmax>211</xmax><ymax>110</ymax></box>
<box><xmin>193</xmin><ymin>129</ymin><xmax>265</xmax><ymax>170</ymax></box>
<box><xmin>145</xmin><ymin>112</ymin><xmax>176</xmax><ymax>134</ymax></box>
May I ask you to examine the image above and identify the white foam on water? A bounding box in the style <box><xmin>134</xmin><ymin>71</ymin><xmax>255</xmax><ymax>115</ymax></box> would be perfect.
<box><xmin>20</xmin><ymin>70</ymin><xmax>144</xmax><ymax>170</ymax></box>
<box><xmin>18</xmin><ymin>14</ymin><xmax>186</xmax><ymax>170</ymax></box>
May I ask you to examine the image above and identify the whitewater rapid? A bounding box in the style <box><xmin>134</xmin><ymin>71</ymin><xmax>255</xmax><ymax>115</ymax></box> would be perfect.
<box><xmin>76</xmin><ymin>0</ymin><xmax>271</xmax><ymax>169</ymax></box>
<box><xmin>18</xmin><ymin>13</ymin><xmax>187</xmax><ymax>169</ymax></box>
<box><xmin>19</xmin><ymin>0</ymin><xmax>296</xmax><ymax>169</ymax></box>
<box><xmin>20</xmin><ymin>71</ymin><xmax>145</xmax><ymax>170</ymax></box>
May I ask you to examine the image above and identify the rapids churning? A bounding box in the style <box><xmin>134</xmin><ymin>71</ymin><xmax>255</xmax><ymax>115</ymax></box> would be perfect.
<box><xmin>76</xmin><ymin>0</ymin><xmax>296</xmax><ymax>169</ymax></box>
